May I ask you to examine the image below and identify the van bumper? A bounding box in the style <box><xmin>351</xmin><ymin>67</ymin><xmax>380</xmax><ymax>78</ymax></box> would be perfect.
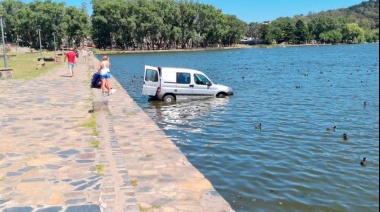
<box><xmin>228</xmin><ymin>87</ymin><xmax>234</xmax><ymax>96</ymax></box>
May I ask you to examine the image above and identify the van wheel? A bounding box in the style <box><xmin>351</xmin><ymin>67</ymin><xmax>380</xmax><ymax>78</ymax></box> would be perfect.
<box><xmin>163</xmin><ymin>95</ymin><xmax>176</xmax><ymax>103</ymax></box>
<box><xmin>217</xmin><ymin>93</ymin><xmax>226</xmax><ymax>98</ymax></box>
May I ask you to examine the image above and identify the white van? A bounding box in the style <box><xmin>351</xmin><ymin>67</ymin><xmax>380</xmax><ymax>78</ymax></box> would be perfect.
<box><xmin>142</xmin><ymin>65</ymin><xmax>233</xmax><ymax>102</ymax></box>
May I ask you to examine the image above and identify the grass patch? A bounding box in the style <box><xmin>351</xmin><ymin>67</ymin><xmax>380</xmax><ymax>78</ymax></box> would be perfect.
<box><xmin>131</xmin><ymin>179</ymin><xmax>138</xmax><ymax>187</ymax></box>
<box><xmin>95</xmin><ymin>164</ymin><xmax>104</xmax><ymax>174</ymax></box>
<box><xmin>0</xmin><ymin>196</ymin><xmax>11</xmax><ymax>201</ymax></box>
<box><xmin>145</xmin><ymin>154</ymin><xmax>153</xmax><ymax>158</ymax></box>
<box><xmin>139</xmin><ymin>204</ymin><xmax>161</xmax><ymax>212</ymax></box>
<box><xmin>80</xmin><ymin>113</ymin><xmax>98</xmax><ymax>136</ymax></box>
<box><xmin>85</xmin><ymin>97</ymin><xmax>94</xmax><ymax>102</ymax></box>
<box><xmin>91</xmin><ymin>140</ymin><xmax>100</xmax><ymax>148</ymax></box>
<box><xmin>0</xmin><ymin>51</ymin><xmax>65</xmax><ymax>80</ymax></box>
<box><xmin>139</xmin><ymin>205</ymin><xmax>147</xmax><ymax>212</ymax></box>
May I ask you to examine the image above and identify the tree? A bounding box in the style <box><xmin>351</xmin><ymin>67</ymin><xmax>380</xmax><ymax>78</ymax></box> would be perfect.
<box><xmin>222</xmin><ymin>15</ymin><xmax>247</xmax><ymax>46</ymax></box>
<box><xmin>197</xmin><ymin>4</ymin><xmax>226</xmax><ymax>47</ymax></box>
<box><xmin>258</xmin><ymin>24</ymin><xmax>270</xmax><ymax>44</ymax></box>
<box><xmin>364</xmin><ymin>29</ymin><xmax>379</xmax><ymax>42</ymax></box>
<box><xmin>270</xmin><ymin>17</ymin><xmax>295</xmax><ymax>44</ymax></box>
<box><xmin>342</xmin><ymin>23</ymin><xmax>365</xmax><ymax>43</ymax></box>
<box><xmin>295</xmin><ymin>20</ymin><xmax>309</xmax><ymax>44</ymax></box>
<box><xmin>1</xmin><ymin>0</ymin><xmax>67</xmax><ymax>49</ymax></box>
<box><xmin>319</xmin><ymin>30</ymin><xmax>342</xmax><ymax>44</ymax></box>
<box><xmin>0</xmin><ymin>0</ymin><xmax>24</xmax><ymax>44</ymax></box>
<box><xmin>310</xmin><ymin>16</ymin><xmax>339</xmax><ymax>42</ymax></box>
<box><xmin>64</xmin><ymin>6</ymin><xmax>90</xmax><ymax>48</ymax></box>
<box><xmin>91</xmin><ymin>0</ymin><xmax>122</xmax><ymax>49</ymax></box>
<box><xmin>246</xmin><ymin>22</ymin><xmax>261</xmax><ymax>40</ymax></box>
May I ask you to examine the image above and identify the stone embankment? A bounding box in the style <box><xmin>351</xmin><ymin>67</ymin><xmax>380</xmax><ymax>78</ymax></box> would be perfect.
<box><xmin>0</xmin><ymin>55</ymin><xmax>233</xmax><ymax>212</ymax></box>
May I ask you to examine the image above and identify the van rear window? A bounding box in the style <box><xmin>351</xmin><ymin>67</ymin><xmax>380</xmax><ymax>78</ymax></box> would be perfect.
<box><xmin>145</xmin><ymin>69</ymin><xmax>158</xmax><ymax>82</ymax></box>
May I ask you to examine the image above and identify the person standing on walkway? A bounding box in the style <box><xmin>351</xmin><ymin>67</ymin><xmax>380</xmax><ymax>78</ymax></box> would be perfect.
<box><xmin>64</xmin><ymin>48</ymin><xmax>77</xmax><ymax>77</ymax></box>
<box><xmin>98</xmin><ymin>55</ymin><xmax>111</xmax><ymax>96</ymax></box>
<box><xmin>82</xmin><ymin>48</ymin><xmax>87</xmax><ymax>62</ymax></box>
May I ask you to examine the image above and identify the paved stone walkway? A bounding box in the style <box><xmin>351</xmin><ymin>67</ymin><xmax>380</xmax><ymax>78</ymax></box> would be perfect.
<box><xmin>0</xmin><ymin>55</ymin><xmax>234</xmax><ymax>212</ymax></box>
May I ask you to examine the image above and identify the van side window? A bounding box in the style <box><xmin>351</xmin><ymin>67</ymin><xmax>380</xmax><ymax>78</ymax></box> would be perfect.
<box><xmin>177</xmin><ymin>72</ymin><xmax>191</xmax><ymax>84</ymax></box>
<box><xmin>145</xmin><ymin>69</ymin><xmax>158</xmax><ymax>82</ymax></box>
<box><xmin>194</xmin><ymin>74</ymin><xmax>210</xmax><ymax>85</ymax></box>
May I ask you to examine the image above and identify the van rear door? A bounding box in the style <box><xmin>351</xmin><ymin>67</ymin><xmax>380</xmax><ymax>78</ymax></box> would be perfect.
<box><xmin>142</xmin><ymin>65</ymin><xmax>160</xmax><ymax>96</ymax></box>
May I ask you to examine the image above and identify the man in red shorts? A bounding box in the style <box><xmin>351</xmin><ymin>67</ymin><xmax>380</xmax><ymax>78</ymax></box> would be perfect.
<box><xmin>64</xmin><ymin>48</ymin><xmax>77</xmax><ymax>77</ymax></box>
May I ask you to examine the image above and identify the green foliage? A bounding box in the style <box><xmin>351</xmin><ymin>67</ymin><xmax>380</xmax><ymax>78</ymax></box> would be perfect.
<box><xmin>80</xmin><ymin>113</ymin><xmax>98</xmax><ymax>136</ymax></box>
<box><xmin>247</xmin><ymin>0</ymin><xmax>378</xmax><ymax>45</ymax></box>
<box><xmin>295</xmin><ymin>20</ymin><xmax>309</xmax><ymax>44</ymax></box>
<box><xmin>145</xmin><ymin>154</ymin><xmax>153</xmax><ymax>158</ymax></box>
<box><xmin>320</xmin><ymin>30</ymin><xmax>343</xmax><ymax>44</ymax></box>
<box><xmin>91</xmin><ymin>0</ymin><xmax>246</xmax><ymax>50</ymax></box>
<box><xmin>246</xmin><ymin>22</ymin><xmax>261</xmax><ymax>39</ymax></box>
<box><xmin>91</xmin><ymin>48</ymin><xmax>101</xmax><ymax>54</ymax></box>
<box><xmin>0</xmin><ymin>0</ymin><xmax>89</xmax><ymax>49</ymax></box>
<box><xmin>131</xmin><ymin>179</ymin><xmax>138</xmax><ymax>187</ymax></box>
<box><xmin>1</xmin><ymin>0</ymin><xmax>378</xmax><ymax>51</ymax></box>
<box><xmin>258</xmin><ymin>24</ymin><xmax>270</xmax><ymax>43</ymax></box>
<box><xmin>91</xmin><ymin>140</ymin><xmax>100</xmax><ymax>148</ymax></box>
<box><xmin>365</xmin><ymin>29</ymin><xmax>379</xmax><ymax>42</ymax></box>
<box><xmin>95</xmin><ymin>164</ymin><xmax>104</xmax><ymax>174</ymax></box>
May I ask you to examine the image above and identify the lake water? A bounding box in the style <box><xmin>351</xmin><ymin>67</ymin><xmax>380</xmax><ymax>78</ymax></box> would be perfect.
<box><xmin>96</xmin><ymin>44</ymin><xmax>379</xmax><ymax>212</ymax></box>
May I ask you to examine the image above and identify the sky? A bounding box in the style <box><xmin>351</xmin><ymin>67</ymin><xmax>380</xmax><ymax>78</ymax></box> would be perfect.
<box><xmin>198</xmin><ymin>0</ymin><xmax>366</xmax><ymax>23</ymax></box>
<box><xmin>22</xmin><ymin>0</ymin><xmax>366</xmax><ymax>23</ymax></box>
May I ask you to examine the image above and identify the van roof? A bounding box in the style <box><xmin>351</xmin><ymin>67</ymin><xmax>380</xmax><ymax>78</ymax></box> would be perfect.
<box><xmin>159</xmin><ymin>67</ymin><xmax>203</xmax><ymax>74</ymax></box>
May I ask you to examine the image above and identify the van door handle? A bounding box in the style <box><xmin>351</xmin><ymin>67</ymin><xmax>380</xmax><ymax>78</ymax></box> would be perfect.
<box><xmin>189</xmin><ymin>85</ymin><xmax>194</xmax><ymax>88</ymax></box>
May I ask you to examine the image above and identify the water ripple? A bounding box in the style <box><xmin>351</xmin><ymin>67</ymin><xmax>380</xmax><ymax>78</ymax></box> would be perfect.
<box><xmin>104</xmin><ymin>44</ymin><xmax>379</xmax><ymax>212</ymax></box>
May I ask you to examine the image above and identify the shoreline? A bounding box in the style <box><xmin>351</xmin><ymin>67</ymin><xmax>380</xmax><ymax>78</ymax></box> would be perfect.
<box><xmin>94</xmin><ymin>45</ymin><xmax>247</xmax><ymax>55</ymax></box>
<box><xmin>92</xmin><ymin>43</ymin><xmax>346</xmax><ymax>55</ymax></box>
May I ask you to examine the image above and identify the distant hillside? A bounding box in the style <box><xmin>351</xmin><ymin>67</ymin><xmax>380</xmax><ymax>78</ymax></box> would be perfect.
<box><xmin>309</xmin><ymin>0</ymin><xmax>379</xmax><ymax>30</ymax></box>
<box><xmin>245</xmin><ymin>0</ymin><xmax>378</xmax><ymax>45</ymax></box>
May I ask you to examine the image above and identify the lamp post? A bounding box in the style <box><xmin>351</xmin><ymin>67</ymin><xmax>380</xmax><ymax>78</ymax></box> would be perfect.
<box><xmin>16</xmin><ymin>34</ymin><xmax>19</xmax><ymax>51</ymax></box>
<box><xmin>37</xmin><ymin>25</ymin><xmax>43</xmax><ymax>60</ymax></box>
<box><xmin>52</xmin><ymin>32</ymin><xmax>56</xmax><ymax>61</ymax></box>
<box><xmin>0</xmin><ymin>14</ymin><xmax>7</xmax><ymax>68</ymax></box>
<box><xmin>110</xmin><ymin>32</ymin><xmax>112</xmax><ymax>51</ymax></box>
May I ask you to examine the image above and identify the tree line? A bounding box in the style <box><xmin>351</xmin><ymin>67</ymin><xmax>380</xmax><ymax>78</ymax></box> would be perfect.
<box><xmin>91</xmin><ymin>0</ymin><xmax>247</xmax><ymax>50</ymax></box>
<box><xmin>0</xmin><ymin>0</ymin><xmax>378</xmax><ymax>51</ymax></box>
<box><xmin>245</xmin><ymin>0</ymin><xmax>379</xmax><ymax>45</ymax></box>
<box><xmin>0</xmin><ymin>0</ymin><xmax>89</xmax><ymax>51</ymax></box>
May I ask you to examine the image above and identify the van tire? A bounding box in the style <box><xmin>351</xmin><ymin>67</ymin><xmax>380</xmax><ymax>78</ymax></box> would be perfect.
<box><xmin>216</xmin><ymin>93</ymin><xmax>226</xmax><ymax>98</ymax></box>
<box><xmin>163</xmin><ymin>95</ymin><xmax>176</xmax><ymax>103</ymax></box>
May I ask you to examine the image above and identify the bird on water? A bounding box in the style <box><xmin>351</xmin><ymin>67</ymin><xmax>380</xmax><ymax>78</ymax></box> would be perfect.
<box><xmin>360</xmin><ymin>157</ymin><xmax>367</xmax><ymax>166</ymax></box>
<box><xmin>255</xmin><ymin>123</ymin><xmax>262</xmax><ymax>130</ymax></box>
<box><xmin>327</xmin><ymin>126</ymin><xmax>336</xmax><ymax>131</ymax></box>
<box><xmin>343</xmin><ymin>133</ymin><xmax>349</xmax><ymax>140</ymax></box>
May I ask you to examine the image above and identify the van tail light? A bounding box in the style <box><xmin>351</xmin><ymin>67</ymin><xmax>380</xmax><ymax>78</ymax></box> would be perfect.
<box><xmin>156</xmin><ymin>86</ymin><xmax>161</xmax><ymax>94</ymax></box>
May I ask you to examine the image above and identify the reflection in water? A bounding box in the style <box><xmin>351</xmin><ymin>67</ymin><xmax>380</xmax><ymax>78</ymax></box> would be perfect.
<box><xmin>146</xmin><ymin>97</ymin><xmax>230</xmax><ymax>127</ymax></box>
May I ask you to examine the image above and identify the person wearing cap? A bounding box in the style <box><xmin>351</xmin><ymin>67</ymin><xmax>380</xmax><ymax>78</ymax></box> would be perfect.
<box><xmin>64</xmin><ymin>48</ymin><xmax>77</xmax><ymax>77</ymax></box>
